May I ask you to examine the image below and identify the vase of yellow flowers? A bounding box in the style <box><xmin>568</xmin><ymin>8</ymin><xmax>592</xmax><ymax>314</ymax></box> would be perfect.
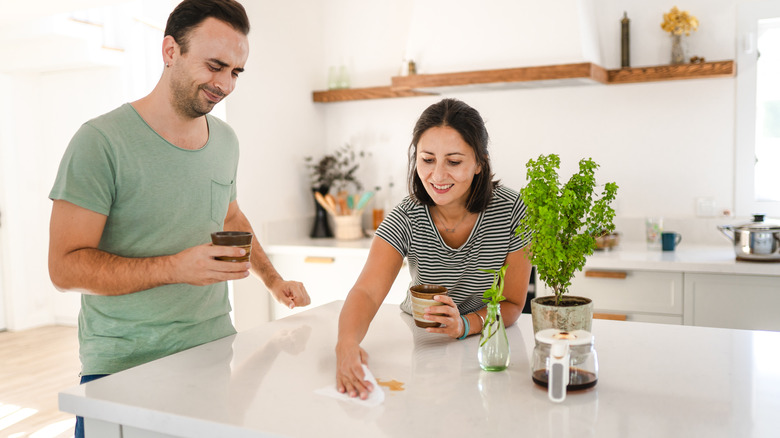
<box><xmin>661</xmin><ymin>6</ymin><xmax>699</xmax><ymax>65</ymax></box>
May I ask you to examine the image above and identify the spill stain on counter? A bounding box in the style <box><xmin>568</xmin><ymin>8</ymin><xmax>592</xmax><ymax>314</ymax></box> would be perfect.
<box><xmin>376</xmin><ymin>379</ymin><xmax>405</xmax><ymax>391</ymax></box>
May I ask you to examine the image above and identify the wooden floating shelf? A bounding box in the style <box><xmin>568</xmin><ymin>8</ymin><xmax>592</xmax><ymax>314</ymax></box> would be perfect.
<box><xmin>392</xmin><ymin>62</ymin><xmax>608</xmax><ymax>91</ymax></box>
<box><xmin>312</xmin><ymin>60</ymin><xmax>735</xmax><ymax>102</ymax></box>
<box><xmin>312</xmin><ymin>86</ymin><xmax>433</xmax><ymax>103</ymax></box>
<box><xmin>607</xmin><ymin>60</ymin><xmax>735</xmax><ymax>84</ymax></box>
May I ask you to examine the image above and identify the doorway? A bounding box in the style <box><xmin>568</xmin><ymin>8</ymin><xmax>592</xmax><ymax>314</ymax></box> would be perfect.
<box><xmin>0</xmin><ymin>212</ymin><xmax>6</xmax><ymax>331</ymax></box>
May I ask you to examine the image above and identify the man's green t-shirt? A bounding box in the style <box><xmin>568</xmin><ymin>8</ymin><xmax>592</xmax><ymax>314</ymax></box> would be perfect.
<box><xmin>49</xmin><ymin>103</ymin><xmax>239</xmax><ymax>375</ymax></box>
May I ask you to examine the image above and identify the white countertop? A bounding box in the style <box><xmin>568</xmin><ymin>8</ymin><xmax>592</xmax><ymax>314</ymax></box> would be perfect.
<box><xmin>267</xmin><ymin>237</ymin><xmax>780</xmax><ymax>277</ymax></box>
<box><xmin>265</xmin><ymin>236</ymin><xmax>374</xmax><ymax>256</ymax></box>
<box><xmin>585</xmin><ymin>243</ymin><xmax>780</xmax><ymax>276</ymax></box>
<box><xmin>60</xmin><ymin>301</ymin><xmax>780</xmax><ymax>438</ymax></box>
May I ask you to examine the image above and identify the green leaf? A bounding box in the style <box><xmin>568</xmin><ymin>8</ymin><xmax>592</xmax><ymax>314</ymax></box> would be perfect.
<box><xmin>479</xmin><ymin>266</ymin><xmax>508</xmax><ymax>305</ymax></box>
<box><xmin>517</xmin><ymin>154</ymin><xmax>618</xmax><ymax>304</ymax></box>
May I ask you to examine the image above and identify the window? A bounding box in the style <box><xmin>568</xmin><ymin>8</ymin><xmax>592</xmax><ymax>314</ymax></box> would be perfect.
<box><xmin>754</xmin><ymin>19</ymin><xmax>780</xmax><ymax>202</ymax></box>
<box><xmin>736</xmin><ymin>1</ymin><xmax>780</xmax><ymax>216</ymax></box>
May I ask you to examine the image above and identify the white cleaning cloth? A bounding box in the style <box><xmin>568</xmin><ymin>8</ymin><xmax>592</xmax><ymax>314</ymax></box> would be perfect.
<box><xmin>315</xmin><ymin>364</ymin><xmax>385</xmax><ymax>407</ymax></box>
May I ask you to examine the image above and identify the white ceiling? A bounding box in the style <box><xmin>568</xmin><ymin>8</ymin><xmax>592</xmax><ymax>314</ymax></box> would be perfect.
<box><xmin>0</xmin><ymin>0</ymin><xmax>173</xmax><ymax>73</ymax></box>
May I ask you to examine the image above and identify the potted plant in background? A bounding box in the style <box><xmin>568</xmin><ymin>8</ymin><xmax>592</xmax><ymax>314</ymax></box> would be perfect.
<box><xmin>304</xmin><ymin>144</ymin><xmax>365</xmax><ymax>238</ymax></box>
<box><xmin>517</xmin><ymin>154</ymin><xmax>618</xmax><ymax>333</ymax></box>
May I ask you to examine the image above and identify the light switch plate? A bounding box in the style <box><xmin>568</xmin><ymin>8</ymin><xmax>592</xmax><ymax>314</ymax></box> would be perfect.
<box><xmin>696</xmin><ymin>197</ymin><xmax>717</xmax><ymax>217</ymax></box>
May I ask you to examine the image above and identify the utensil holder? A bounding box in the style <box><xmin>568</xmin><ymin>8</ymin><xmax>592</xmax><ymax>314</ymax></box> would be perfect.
<box><xmin>332</xmin><ymin>215</ymin><xmax>363</xmax><ymax>240</ymax></box>
<box><xmin>311</xmin><ymin>186</ymin><xmax>333</xmax><ymax>238</ymax></box>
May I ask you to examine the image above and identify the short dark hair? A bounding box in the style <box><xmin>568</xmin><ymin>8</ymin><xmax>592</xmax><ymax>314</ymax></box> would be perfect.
<box><xmin>165</xmin><ymin>0</ymin><xmax>250</xmax><ymax>54</ymax></box>
<box><xmin>407</xmin><ymin>98</ymin><xmax>498</xmax><ymax>213</ymax></box>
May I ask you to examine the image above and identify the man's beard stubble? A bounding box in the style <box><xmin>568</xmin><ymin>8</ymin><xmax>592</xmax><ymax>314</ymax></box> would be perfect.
<box><xmin>170</xmin><ymin>74</ymin><xmax>223</xmax><ymax>119</ymax></box>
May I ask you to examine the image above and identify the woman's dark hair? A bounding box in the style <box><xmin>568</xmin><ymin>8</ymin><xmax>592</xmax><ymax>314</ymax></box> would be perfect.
<box><xmin>165</xmin><ymin>0</ymin><xmax>250</xmax><ymax>54</ymax></box>
<box><xmin>408</xmin><ymin>98</ymin><xmax>498</xmax><ymax>213</ymax></box>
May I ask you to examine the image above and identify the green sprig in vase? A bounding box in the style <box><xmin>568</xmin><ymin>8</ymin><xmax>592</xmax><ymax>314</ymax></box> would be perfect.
<box><xmin>478</xmin><ymin>265</ymin><xmax>510</xmax><ymax>371</ymax></box>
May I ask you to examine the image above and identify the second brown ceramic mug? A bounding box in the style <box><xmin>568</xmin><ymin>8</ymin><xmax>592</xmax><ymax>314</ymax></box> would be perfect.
<box><xmin>410</xmin><ymin>284</ymin><xmax>448</xmax><ymax>328</ymax></box>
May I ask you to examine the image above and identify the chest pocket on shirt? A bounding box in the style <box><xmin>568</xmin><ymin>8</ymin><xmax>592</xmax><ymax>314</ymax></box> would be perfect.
<box><xmin>211</xmin><ymin>179</ymin><xmax>233</xmax><ymax>225</ymax></box>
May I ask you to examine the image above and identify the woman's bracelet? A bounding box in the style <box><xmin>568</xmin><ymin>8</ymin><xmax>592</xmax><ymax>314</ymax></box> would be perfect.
<box><xmin>458</xmin><ymin>314</ymin><xmax>470</xmax><ymax>340</ymax></box>
<box><xmin>474</xmin><ymin>311</ymin><xmax>485</xmax><ymax>329</ymax></box>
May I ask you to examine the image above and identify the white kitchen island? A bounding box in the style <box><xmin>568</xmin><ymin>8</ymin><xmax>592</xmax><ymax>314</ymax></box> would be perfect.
<box><xmin>60</xmin><ymin>301</ymin><xmax>780</xmax><ymax>438</ymax></box>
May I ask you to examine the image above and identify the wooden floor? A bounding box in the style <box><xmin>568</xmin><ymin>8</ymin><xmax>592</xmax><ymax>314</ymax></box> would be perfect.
<box><xmin>0</xmin><ymin>325</ymin><xmax>80</xmax><ymax>438</ymax></box>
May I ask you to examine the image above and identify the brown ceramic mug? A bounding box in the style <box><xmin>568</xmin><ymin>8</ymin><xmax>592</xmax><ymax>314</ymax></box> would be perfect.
<box><xmin>211</xmin><ymin>231</ymin><xmax>253</xmax><ymax>262</ymax></box>
<box><xmin>410</xmin><ymin>284</ymin><xmax>449</xmax><ymax>328</ymax></box>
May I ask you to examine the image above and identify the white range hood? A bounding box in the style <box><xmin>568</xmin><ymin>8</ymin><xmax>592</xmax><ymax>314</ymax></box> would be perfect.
<box><xmin>403</xmin><ymin>0</ymin><xmax>602</xmax><ymax>74</ymax></box>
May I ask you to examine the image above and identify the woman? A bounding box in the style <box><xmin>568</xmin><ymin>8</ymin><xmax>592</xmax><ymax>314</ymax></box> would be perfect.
<box><xmin>335</xmin><ymin>98</ymin><xmax>532</xmax><ymax>399</ymax></box>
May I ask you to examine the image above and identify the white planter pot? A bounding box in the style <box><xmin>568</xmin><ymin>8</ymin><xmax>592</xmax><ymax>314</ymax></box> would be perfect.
<box><xmin>531</xmin><ymin>296</ymin><xmax>593</xmax><ymax>333</ymax></box>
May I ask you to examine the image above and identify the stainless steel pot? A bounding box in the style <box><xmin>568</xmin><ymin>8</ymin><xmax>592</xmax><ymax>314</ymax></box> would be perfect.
<box><xmin>717</xmin><ymin>214</ymin><xmax>780</xmax><ymax>262</ymax></box>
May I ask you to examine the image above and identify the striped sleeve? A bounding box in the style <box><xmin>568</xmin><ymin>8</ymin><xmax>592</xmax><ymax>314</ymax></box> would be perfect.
<box><xmin>375</xmin><ymin>198</ymin><xmax>415</xmax><ymax>257</ymax></box>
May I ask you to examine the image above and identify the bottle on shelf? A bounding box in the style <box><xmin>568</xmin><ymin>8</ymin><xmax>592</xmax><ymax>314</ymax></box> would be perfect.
<box><xmin>372</xmin><ymin>185</ymin><xmax>384</xmax><ymax>230</ymax></box>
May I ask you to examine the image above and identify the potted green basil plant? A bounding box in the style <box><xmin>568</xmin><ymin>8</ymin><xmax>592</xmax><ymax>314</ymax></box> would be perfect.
<box><xmin>516</xmin><ymin>154</ymin><xmax>618</xmax><ymax>333</ymax></box>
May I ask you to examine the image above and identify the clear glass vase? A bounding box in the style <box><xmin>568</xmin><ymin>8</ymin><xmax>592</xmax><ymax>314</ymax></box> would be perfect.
<box><xmin>671</xmin><ymin>33</ymin><xmax>686</xmax><ymax>65</ymax></box>
<box><xmin>478</xmin><ymin>302</ymin><xmax>510</xmax><ymax>371</ymax></box>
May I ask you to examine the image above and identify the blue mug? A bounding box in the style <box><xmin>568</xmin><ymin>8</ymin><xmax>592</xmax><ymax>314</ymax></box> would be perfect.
<box><xmin>661</xmin><ymin>232</ymin><xmax>682</xmax><ymax>251</ymax></box>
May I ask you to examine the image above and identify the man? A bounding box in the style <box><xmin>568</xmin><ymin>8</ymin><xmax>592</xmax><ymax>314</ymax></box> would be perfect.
<box><xmin>47</xmin><ymin>1</ymin><xmax>309</xmax><ymax>436</ymax></box>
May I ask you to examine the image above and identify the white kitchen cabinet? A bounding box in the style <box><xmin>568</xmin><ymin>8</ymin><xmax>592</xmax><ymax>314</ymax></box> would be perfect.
<box><xmin>269</xmin><ymin>250</ymin><xmax>411</xmax><ymax>320</ymax></box>
<box><xmin>536</xmin><ymin>269</ymin><xmax>684</xmax><ymax>325</ymax></box>
<box><xmin>684</xmin><ymin>273</ymin><xmax>780</xmax><ymax>331</ymax></box>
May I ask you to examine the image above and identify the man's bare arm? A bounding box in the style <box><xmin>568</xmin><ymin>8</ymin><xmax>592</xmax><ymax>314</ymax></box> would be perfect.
<box><xmin>223</xmin><ymin>201</ymin><xmax>310</xmax><ymax>308</ymax></box>
<box><xmin>48</xmin><ymin>200</ymin><xmax>250</xmax><ymax>296</ymax></box>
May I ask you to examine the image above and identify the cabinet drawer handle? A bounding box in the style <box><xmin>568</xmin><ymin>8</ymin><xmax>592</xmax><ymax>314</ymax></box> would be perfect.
<box><xmin>594</xmin><ymin>313</ymin><xmax>627</xmax><ymax>321</ymax></box>
<box><xmin>304</xmin><ymin>256</ymin><xmax>335</xmax><ymax>264</ymax></box>
<box><xmin>585</xmin><ymin>270</ymin><xmax>627</xmax><ymax>279</ymax></box>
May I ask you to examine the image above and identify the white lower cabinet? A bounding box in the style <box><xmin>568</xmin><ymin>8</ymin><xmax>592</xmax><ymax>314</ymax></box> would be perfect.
<box><xmin>538</xmin><ymin>268</ymin><xmax>780</xmax><ymax>331</ymax></box>
<box><xmin>269</xmin><ymin>251</ymin><xmax>411</xmax><ymax>320</ymax></box>
<box><xmin>684</xmin><ymin>273</ymin><xmax>780</xmax><ymax>331</ymax></box>
<box><xmin>537</xmin><ymin>269</ymin><xmax>684</xmax><ymax>325</ymax></box>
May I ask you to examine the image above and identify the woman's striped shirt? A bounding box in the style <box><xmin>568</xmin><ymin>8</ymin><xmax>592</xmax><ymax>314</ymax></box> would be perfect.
<box><xmin>375</xmin><ymin>185</ymin><xmax>531</xmax><ymax>315</ymax></box>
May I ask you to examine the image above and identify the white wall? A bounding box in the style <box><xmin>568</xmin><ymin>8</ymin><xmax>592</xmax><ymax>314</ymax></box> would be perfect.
<box><xmin>226</xmin><ymin>1</ymin><xmax>329</xmax><ymax>329</ymax></box>
<box><xmin>310</xmin><ymin>0</ymin><xmax>744</xmax><ymax>243</ymax></box>
<box><xmin>318</xmin><ymin>78</ymin><xmax>735</xmax><ymax>218</ymax></box>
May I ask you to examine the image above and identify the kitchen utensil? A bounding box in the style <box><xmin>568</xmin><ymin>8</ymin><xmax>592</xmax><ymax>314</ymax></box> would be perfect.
<box><xmin>324</xmin><ymin>194</ymin><xmax>338</xmax><ymax>215</ymax></box>
<box><xmin>661</xmin><ymin>232</ymin><xmax>682</xmax><ymax>251</ymax></box>
<box><xmin>717</xmin><ymin>214</ymin><xmax>780</xmax><ymax>262</ymax></box>
<box><xmin>336</xmin><ymin>194</ymin><xmax>348</xmax><ymax>215</ymax></box>
<box><xmin>532</xmin><ymin>329</ymin><xmax>598</xmax><ymax>403</ymax></box>
<box><xmin>355</xmin><ymin>191</ymin><xmax>374</xmax><ymax>214</ymax></box>
<box><xmin>314</xmin><ymin>192</ymin><xmax>337</xmax><ymax>216</ymax></box>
